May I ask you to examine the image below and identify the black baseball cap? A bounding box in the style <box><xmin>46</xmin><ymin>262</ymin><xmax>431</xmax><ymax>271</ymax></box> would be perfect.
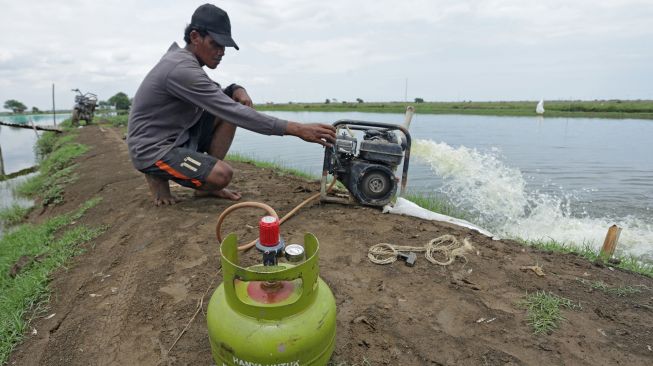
<box><xmin>190</xmin><ymin>4</ymin><xmax>239</xmax><ymax>50</ymax></box>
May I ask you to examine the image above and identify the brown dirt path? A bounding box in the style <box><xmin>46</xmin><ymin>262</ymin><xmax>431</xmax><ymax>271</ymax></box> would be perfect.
<box><xmin>9</xmin><ymin>126</ymin><xmax>653</xmax><ymax>365</ymax></box>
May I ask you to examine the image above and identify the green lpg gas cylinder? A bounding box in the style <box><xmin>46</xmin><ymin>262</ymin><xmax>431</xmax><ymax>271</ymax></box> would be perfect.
<box><xmin>207</xmin><ymin>233</ymin><xmax>336</xmax><ymax>366</ymax></box>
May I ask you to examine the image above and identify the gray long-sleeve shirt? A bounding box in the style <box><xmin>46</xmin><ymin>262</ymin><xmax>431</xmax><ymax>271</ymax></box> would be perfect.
<box><xmin>127</xmin><ymin>43</ymin><xmax>288</xmax><ymax>170</ymax></box>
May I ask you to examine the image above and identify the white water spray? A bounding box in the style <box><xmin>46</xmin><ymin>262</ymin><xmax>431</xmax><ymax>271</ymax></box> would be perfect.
<box><xmin>412</xmin><ymin>139</ymin><xmax>653</xmax><ymax>259</ymax></box>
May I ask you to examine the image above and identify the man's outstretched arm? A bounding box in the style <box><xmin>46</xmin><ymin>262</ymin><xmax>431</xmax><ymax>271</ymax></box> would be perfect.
<box><xmin>285</xmin><ymin>122</ymin><xmax>336</xmax><ymax>147</ymax></box>
<box><xmin>223</xmin><ymin>85</ymin><xmax>335</xmax><ymax>147</ymax></box>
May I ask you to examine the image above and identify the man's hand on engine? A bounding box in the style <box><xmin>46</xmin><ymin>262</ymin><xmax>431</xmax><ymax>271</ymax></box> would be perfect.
<box><xmin>285</xmin><ymin>122</ymin><xmax>336</xmax><ymax>147</ymax></box>
<box><xmin>232</xmin><ymin>88</ymin><xmax>253</xmax><ymax>107</ymax></box>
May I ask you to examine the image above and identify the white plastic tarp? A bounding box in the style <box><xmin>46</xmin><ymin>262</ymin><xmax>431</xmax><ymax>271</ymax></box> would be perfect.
<box><xmin>383</xmin><ymin>198</ymin><xmax>499</xmax><ymax>240</ymax></box>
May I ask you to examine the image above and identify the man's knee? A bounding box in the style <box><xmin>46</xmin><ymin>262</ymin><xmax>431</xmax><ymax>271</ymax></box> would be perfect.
<box><xmin>207</xmin><ymin>119</ymin><xmax>237</xmax><ymax>160</ymax></box>
<box><xmin>205</xmin><ymin>160</ymin><xmax>233</xmax><ymax>188</ymax></box>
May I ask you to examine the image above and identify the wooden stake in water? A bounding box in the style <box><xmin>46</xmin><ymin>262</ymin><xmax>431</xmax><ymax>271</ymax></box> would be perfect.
<box><xmin>0</xmin><ymin>144</ymin><xmax>5</xmax><ymax>178</ymax></box>
<box><xmin>29</xmin><ymin>118</ymin><xmax>40</xmax><ymax>138</ymax></box>
<box><xmin>52</xmin><ymin>83</ymin><xmax>56</xmax><ymax>127</ymax></box>
<box><xmin>600</xmin><ymin>225</ymin><xmax>622</xmax><ymax>260</ymax></box>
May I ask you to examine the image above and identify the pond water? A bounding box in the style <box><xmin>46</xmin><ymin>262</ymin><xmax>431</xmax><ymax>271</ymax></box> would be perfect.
<box><xmin>0</xmin><ymin>174</ymin><xmax>35</xmax><ymax>235</ymax></box>
<box><xmin>0</xmin><ymin>114</ymin><xmax>70</xmax><ymax>173</ymax></box>
<box><xmin>229</xmin><ymin>111</ymin><xmax>652</xmax><ymax>259</ymax></box>
<box><xmin>0</xmin><ymin>111</ymin><xmax>650</xmax><ymax>259</ymax></box>
<box><xmin>0</xmin><ymin>114</ymin><xmax>69</xmax><ymax>236</ymax></box>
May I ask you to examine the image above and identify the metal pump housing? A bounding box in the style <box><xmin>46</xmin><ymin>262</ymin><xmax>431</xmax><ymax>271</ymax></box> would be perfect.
<box><xmin>321</xmin><ymin>120</ymin><xmax>411</xmax><ymax>206</ymax></box>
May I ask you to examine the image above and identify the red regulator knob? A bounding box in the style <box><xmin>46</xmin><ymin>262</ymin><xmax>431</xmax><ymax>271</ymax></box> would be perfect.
<box><xmin>259</xmin><ymin>216</ymin><xmax>280</xmax><ymax>247</ymax></box>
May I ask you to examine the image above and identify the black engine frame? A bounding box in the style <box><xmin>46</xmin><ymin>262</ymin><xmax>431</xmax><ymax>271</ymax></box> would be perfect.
<box><xmin>320</xmin><ymin>120</ymin><xmax>412</xmax><ymax>206</ymax></box>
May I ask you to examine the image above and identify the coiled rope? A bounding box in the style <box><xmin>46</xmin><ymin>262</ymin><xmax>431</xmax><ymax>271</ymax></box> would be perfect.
<box><xmin>368</xmin><ymin>235</ymin><xmax>474</xmax><ymax>266</ymax></box>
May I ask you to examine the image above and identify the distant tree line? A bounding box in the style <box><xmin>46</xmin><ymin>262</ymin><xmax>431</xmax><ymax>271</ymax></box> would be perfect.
<box><xmin>3</xmin><ymin>91</ymin><xmax>132</xmax><ymax>114</ymax></box>
<box><xmin>2</xmin><ymin>100</ymin><xmax>46</xmax><ymax>114</ymax></box>
<box><xmin>107</xmin><ymin>92</ymin><xmax>131</xmax><ymax>110</ymax></box>
<box><xmin>3</xmin><ymin>99</ymin><xmax>27</xmax><ymax>113</ymax></box>
<box><xmin>319</xmin><ymin>97</ymin><xmax>424</xmax><ymax>104</ymax></box>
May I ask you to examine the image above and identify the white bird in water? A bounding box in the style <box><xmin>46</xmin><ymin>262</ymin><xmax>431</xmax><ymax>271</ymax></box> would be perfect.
<box><xmin>536</xmin><ymin>99</ymin><xmax>545</xmax><ymax>114</ymax></box>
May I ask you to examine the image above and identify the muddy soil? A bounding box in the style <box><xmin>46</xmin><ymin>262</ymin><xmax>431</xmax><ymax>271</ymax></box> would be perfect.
<box><xmin>8</xmin><ymin>126</ymin><xmax>653</xmax><ymax>365</ymax></box>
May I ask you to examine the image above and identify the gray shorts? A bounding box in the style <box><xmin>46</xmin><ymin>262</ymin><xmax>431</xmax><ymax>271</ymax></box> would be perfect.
<box><xmin>140</xmin><ymin>112</ymin><xmax>218</xmax><ymax>189</ymax></box>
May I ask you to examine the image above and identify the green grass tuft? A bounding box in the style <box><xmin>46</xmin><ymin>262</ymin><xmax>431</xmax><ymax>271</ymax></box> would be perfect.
<box><xmin>34</xmin><ymin>132</ymin><xmax>58</xmax><ymax>158</ymax></box>
<box><xmin>577</xmin><ymin>278</ymin><xmax>643</xmax><ymax>297</ymax></box>
<box><xmin>613</xmin><ymin>254</ymin><xmax>653</xmax><ymax>277</ymax></box>
<box><xmin>0</xmin><ymin>204</ymin><xmax>33</xmax><ymax>226</ymax></box>
<box><xmin>57</xmin><ymin>118</ymin><xmax>74</xmax><ymax>131</ymax></box>
<box><xmin>0</xmin><ymin>198</ymin><xmax>104</xmax><ymax>364</ymax></box>
<box><xmin>35</xmin><ymin>131</ymin><xmax>78</xmax><ymax>159</ymax></box>
<box><xmin>38</xmin><ymin>143</ymin><xmax>87</xmax><ymax>176</ymax></box>
<box><xmin>93</xmin><ymin>114</ymin><xmax>128</xmax><ymax>127</ymax></box>
<box><xmin>520</xmin><ymin>291</ymin><xmax>581</xmax><ymax>334</ymax></box>
<box><xmin>226</xmin><ymin>152</ymin><xmax>318</xmax><ymax>181</ymax></box>
<box><xmin>403</xmin><ymin>191</ymin><xmax>469</xmax><ymax>220</ymax></box>
<box><xmin>608</xmin><ymin>286</ymin><xmax>643</xmax><ymax>297</ymax></box>
<box><xmin>588</xmin><ymin>280</ymin><xmax>610</xmax><ymax>291</ymax></box>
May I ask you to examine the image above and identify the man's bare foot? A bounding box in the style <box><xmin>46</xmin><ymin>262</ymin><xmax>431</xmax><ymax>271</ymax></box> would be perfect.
<box><xmin>145</xmin><ymin>175</ymin><xmax>177</xmax><ymax>206</ymax></box>
<box><xmin>194</xmin><ymin>188</ymin><xmax>242</xmax><ymax>201</ymax></box>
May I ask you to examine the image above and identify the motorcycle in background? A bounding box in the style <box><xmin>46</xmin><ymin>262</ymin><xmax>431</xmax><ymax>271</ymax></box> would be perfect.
<box><xmin>71</xmin><ymin>88</ymin><xmax>97</xmax><ymax>125</ymax></box>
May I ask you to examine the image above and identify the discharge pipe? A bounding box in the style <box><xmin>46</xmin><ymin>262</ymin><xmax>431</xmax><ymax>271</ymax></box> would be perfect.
<box><xmin>403</xmin><ymin>105</ymin><xmax>415</xmax><ymax>130</ymax></box>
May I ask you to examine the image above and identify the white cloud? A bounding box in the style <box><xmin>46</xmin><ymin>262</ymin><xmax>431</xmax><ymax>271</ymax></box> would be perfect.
<box><xmin>0</xmin><ymin>50</ymin><xmax>14</xmax><ymax>63</ymax></box>
<box><xmin>254</xmin><ymin>35</ymin><xmax>404</xmax><ymax>74</ymax></box>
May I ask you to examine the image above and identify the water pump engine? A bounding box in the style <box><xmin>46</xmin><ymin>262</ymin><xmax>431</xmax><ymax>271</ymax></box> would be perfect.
<box><xmin>321</xmin><ymin>120</ymin><xmax>412</xmax><ymax>206</ymax></box>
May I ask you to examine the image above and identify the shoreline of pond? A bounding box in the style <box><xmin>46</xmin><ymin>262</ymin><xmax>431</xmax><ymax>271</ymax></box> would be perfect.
<box><xmin>256</xmin><ymin>100</ymin><xmax>653</xmax><ymax>120</ymax></box>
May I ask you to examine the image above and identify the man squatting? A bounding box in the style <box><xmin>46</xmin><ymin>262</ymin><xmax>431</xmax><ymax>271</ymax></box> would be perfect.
<box><xmin>127</xmin><ymin>3</ymin><xmax>336</xmax><ymax>205</ymax></box>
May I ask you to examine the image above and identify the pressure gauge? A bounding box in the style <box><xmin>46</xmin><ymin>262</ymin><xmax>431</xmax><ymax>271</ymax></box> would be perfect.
<box><xmin>284</xmin><ymin>244</ymin><xmax>305</xmax><ymax>263</ymax></box>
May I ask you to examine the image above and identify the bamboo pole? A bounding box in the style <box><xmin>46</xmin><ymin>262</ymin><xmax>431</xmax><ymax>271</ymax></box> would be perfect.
<box><xmin>600</xmin><ymin>225</ymin><xmax>622</xmax><ymax>260</ymax></box>
<box><xmin>0</xmin><ymin>166</ymin><xmax>38</xmax><ymax>182</ymax></box>
<box><xmin>0</xmin><ymin>121</ymin><xmax>62</xmax><ymax>133</ymax></box>
<box><xmin>29</xmin><ymin>118</ymin><xmax>40</xmax><ymax>138</ymax></box>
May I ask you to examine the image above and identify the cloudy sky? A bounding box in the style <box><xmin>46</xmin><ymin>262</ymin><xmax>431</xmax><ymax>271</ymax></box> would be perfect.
<box><xmin>1</xmin><ymin>0</ymin><xmax>652</xmax><ymax>110</ymax></box>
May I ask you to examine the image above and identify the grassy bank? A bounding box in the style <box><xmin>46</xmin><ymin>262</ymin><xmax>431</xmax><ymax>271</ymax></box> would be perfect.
<box><xmin>256</xmin><ymin>100</ymin><xmax>653</xmax><ymax>119</ymax></box>
<box><xmin>94</xmin><ymin>114</ymin><xmax>129</xmax><ymax>127</ymax></box>
<box><xmin>0</xmin><ymin>198</ymin><xmax>104</xmax><ymax>363</ymax></box>
<box><xmin>1</xmin><ymin>121</ymin><xmax>105</xmax><ymax>363</ymax></box>
<box><xmin>17</xmin><ymin>121</ymin><xmax>88</xmax><ymax>207</ymax></box>
<box><xmin>522</xmin><ymin>238</ymin><xmax>653</xmax><ymax>277</ymax></box>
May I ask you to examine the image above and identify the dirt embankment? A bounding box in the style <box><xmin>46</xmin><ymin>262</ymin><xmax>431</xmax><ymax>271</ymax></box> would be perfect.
<box><xmin>9</xmin><ymin>126</ymin><xmax>653</xmax><ymax>365</ymax></box>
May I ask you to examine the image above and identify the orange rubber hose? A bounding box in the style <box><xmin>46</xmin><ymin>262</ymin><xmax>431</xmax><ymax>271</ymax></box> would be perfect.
<box><xmin>216</xmin><ymin>177</ymin><xmax>337</xmax><ymax>251</ymax></box>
